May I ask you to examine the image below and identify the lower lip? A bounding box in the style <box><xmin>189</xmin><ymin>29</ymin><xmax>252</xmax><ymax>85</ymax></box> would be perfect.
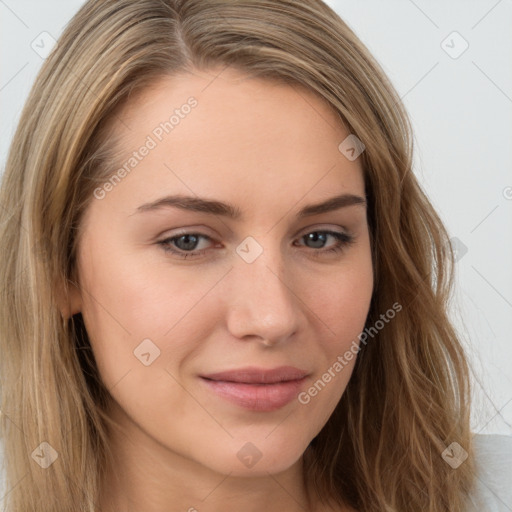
<box><xmin>200</xmin><ymin>377</ymin><xmax>307</xmax><ymax>412</ymax></box>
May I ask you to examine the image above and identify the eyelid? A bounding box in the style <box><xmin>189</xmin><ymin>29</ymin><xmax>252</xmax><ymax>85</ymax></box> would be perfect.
<box><xmin>160</xmin><ymin>223</ymin><xmax>352</xmax><ymax>243</ymax></box>
<box><xmin>157</xmin><ymin>224</ymin><xmax>355</xmax><ymax>259</ymax></box>
<box><xmin>295</xmin><ymin>223</ymin><xmax>351</xmax><ymax>237</ymax></box>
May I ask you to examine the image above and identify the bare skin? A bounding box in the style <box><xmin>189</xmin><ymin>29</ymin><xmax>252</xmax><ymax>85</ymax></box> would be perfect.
<box><xmin>62</xmin><ymin>66</ymin><xmax>372</xmax><ymax>512</ymax></box>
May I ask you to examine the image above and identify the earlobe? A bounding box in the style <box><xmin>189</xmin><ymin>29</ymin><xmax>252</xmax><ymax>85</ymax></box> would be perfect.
<box><xmin>56</xmin><ymin>279</ymin><xmax>82</xmax><ymax>319</ymax></box>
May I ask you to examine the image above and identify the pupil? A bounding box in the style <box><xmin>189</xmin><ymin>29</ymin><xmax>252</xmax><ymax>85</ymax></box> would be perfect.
<box><xmin>177</xmin><ymin>234</ymin><xmax>198</xmax><ymax>250</ymax></box>
<box><xmin>306</xmin><ymin>232</ymin><xmax>326</xmax><ymax>249</ymax></box>
<box><xmin>174</xmin><ymin>233</ymin><xmax>329</xmax><ymax>251</ymax></box>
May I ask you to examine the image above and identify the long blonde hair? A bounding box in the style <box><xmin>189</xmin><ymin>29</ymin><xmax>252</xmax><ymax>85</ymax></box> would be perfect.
<box><xmin>0</xmin><ymin>1</ymin><xmax>475</xmax><ymax>510</ymax></box>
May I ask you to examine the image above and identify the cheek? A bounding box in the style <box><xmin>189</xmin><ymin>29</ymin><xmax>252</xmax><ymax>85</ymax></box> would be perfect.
<box><xmin>303</xmin><ymin>252</ymin><xmax>373</xmax><ymax>398</ymax></box>
<box><xmin>78</xmin><ymin>235</ymin><xmax>201</xmax><ymax>330</ymax></box>
<box><xmin>294</xmin><ymin>272</ymin><xmax>373</xmax><ymax>431</ymax></box>
<box><xmin>77</xmin><ymin>248</ymin><xmax>225</xmax><ymax>393</ymax></box>
<box><xmin>309</xmin><ymin>256</ymin><xmax>373</xmax><ymax>343</ymax></box>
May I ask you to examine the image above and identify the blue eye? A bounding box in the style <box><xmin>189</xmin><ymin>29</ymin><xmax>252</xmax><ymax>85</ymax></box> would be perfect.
<box><xmin>158</xmin><ymin>230</ymin><xmax>355</xmax><ymax>260</ymax></box>
<box><xmin>158</xmin><ymin>233</ymin><xmax>211</xmax><ymax>259</ymax></box>
<box><xmin>297</xmin><ymin>231</ymin><xmax>355</xmax><ymax>256</ymax></box>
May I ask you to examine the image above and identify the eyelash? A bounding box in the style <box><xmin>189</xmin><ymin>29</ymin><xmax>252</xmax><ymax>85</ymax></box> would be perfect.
<box><xmin>157</xmin><ymin>230</ymin><xmax>355</xmax><ymax>260</ymax></box>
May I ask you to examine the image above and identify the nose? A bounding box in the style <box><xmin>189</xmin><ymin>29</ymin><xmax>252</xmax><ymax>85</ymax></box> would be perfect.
<box><xmin>224</xmin><ymin>250</ymin><xmax>301</xmax><ymax>347</ymax></box>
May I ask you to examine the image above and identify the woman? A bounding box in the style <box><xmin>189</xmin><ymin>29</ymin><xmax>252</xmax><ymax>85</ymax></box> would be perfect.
<box><xmin>0</xmin><ymin>1</ymin><xmax>510</xmax><ymax>511</ymax></box>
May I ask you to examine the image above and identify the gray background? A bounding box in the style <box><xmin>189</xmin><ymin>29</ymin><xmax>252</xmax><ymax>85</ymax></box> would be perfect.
<box><xmin>1</xmin><ymin>0</ymin><xmax>511</xmax><ymax>435</ymax></box>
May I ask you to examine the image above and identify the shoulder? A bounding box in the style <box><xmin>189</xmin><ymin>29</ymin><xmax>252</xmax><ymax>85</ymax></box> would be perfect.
<box><xmin>466</xmin><ymin>433</ymin><xmax>512</xmax><ymax>511</ymax></box>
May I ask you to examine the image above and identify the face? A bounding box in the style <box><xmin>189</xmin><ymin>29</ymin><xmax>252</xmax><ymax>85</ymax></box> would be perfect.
<box><xmin>68</xmin><ymin>66</ymin><xmax>373</xmax><ymax>478</ymax></box>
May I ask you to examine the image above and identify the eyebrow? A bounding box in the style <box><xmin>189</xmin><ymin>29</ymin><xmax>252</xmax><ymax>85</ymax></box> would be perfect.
<box><xmin>134</xmin><ymin>193</ymin><xmax>366</xmax><ymax>219</ymax></box>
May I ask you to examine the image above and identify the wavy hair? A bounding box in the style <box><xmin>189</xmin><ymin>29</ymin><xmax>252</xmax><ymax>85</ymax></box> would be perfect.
<box><xmin>0</xmin><ymin>1</ymin><xmax>475</xmax><ymax>510</ymax></box>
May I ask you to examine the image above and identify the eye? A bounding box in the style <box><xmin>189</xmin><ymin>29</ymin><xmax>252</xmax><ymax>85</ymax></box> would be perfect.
<box><xmin>158</xmin><ymin>233</ymin><xmax>214</xmax><ymax>259</ymax></box>
<box><xmin>294</xmin><ymin>230</ymin><xmax>355</xmax><ymax>257</ymax></box>
<box><xmin>157</xmin><ymin>229</ymin><xmax>355</xmax><ymax>260</ymax></box>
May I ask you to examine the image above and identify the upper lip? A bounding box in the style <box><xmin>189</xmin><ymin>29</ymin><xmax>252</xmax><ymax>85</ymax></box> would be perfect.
<box><xmin>201</xmin><ymin>366</ymin><xmax>309</xmax><ymax>384</ymax></box>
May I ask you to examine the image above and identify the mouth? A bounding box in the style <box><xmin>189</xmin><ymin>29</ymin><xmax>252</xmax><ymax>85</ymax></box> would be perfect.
<box><xmin>199</xmin><ymin>366</ymin><xmax>309</xmax><ymax>412</ymax></box>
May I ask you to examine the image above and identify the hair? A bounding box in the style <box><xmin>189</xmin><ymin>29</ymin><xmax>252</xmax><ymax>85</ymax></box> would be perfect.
<box><xmin>0</xmin><ymin>0</ymin><xmax>476</xmax><ymax>510</ymax></box>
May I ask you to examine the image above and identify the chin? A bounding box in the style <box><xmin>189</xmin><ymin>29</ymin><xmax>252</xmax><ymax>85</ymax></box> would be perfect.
<box><xmin>195</xmin><ymin>434</ymin><xmax>310</xmax><ymax>477</ymax></box>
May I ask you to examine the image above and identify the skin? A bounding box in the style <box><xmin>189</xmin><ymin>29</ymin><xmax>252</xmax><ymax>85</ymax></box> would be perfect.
<box><xmin>63</xmin><ymin>66</ymin><xmax>373</xmax><ymax>512</ymax></box>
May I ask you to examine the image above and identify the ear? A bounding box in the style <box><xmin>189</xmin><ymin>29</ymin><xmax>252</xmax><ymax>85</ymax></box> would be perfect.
<box><xmin>56</xmin><ymin>278</ymin><xmax>82</xmax><ymax>319</ymax></box>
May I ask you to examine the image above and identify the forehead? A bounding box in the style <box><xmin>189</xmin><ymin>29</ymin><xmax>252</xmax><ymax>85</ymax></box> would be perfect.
<box><xmin>119</xmin><ymin>66</ymin><xmax>342</xmax><ymax>126</ymax></box>
<box><xmin>91</xmin><ymin>66</ymin><xmax>365</xmax><ymax>221</ymax></box>
<box><xmin>111</xmin><ymin>66</ymin><xmax>352</xmax><ymax>160</ymax></box>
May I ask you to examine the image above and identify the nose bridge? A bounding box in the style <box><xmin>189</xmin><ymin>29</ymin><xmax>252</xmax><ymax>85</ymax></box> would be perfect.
<box><xmin>225</xmin><ymin>236</ymin><xmax>300</xmax><ymax>343</ymax></box>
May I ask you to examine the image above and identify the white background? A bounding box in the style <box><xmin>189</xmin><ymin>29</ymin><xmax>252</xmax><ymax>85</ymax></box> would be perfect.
<box><xmin>1</xmin><ymin>0</ymin><xmax>511</xmax><ymax>435</ymax></box>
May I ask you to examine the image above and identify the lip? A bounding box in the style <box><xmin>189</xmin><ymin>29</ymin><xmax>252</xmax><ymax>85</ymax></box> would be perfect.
<box><xmin>200</xmin><ymin>366</ymin><xmax>309</xmax><ymax>412</ymax></box>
